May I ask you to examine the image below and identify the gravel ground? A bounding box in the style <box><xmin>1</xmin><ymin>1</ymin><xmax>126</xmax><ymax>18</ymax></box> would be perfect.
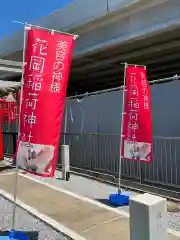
<box><xmin>0</xmin><ymin>195</ymin><xmax>68</xmax><ymax>240</ymax></box>
<box><xmin>168</xmin><ymin>212</ymin><xmax>180</xmax><ymax>232</ymax></box>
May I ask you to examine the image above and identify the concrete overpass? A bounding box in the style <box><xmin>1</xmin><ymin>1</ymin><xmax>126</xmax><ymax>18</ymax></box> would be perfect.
<box><xmin>0</xmin><ymin>0</ymin><xmax>180</xmax><ymax>94</ymax></box>
<box><xmin>0</xmin><ymin>59</ymin><xmax>21</xmax><ymax>80</ymax></box>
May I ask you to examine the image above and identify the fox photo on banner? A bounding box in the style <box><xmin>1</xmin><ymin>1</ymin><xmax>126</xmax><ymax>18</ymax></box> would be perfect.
<box><xmin>122</xmin><ymin>65</ymin><xmax>152</xmax><ymax>162</ymax></box>
<box><xmin>16</xmin><ymin>27</ymin><xmax>75</xmax><ymax>177</ymax></box>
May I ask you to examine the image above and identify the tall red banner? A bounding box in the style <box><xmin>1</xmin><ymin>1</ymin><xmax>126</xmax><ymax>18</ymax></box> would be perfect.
<box><xmin>16</xmin><ymin>28</ymin><xmax>75</xmax><ymax>177</ymax></box>
<box><xmin>0</xmin><ymin>116</ymin><xmax>3</xmax><ymax>161</ymax></box>
<box><xmin>122</xmin><ymin>65</ymin><xmax>152</xmax><ymax>162</ymax></box>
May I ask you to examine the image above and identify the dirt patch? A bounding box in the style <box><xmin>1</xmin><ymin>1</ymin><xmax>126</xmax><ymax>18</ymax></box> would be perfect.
<box><xmin>0</xmin><ymin>163</ymin><xmax>15</xmax><ymax>174</ymax></box>
<box><xmin>167</xmin><ymin>201</ymin><xmax>180</xmax><ymax>213</ymax></box>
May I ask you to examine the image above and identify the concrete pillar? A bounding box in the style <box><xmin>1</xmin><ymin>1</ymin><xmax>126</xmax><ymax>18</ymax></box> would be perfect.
<box><xmin>61</xmin><ymin>145</ymin><xmax>70</xmax><ymax>181</ymax></box>
<box><xmin>129</xmin><ymin>193</ymin><xmax>167</xmax><ymax>240</ymax></box>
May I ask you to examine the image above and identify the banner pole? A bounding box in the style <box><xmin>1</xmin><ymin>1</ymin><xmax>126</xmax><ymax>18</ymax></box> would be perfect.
<box><xmin>120</xmin><ymin>63</ymin><xmax>145</xmax><ymax>67</ymax></box>
<box><xmin>118</xmin><ymin>62</ymin><xmax>128</xmax><ymax>194</ymax></box>
<box><xmin>11</xmin><ymin>23</ymin><xmax>28</xmax><ymax>231</ymax></box>
<box><xmin>11</xmin><ymin>167</ymin><xmax>18</xmax><ymax>230</ymax></box>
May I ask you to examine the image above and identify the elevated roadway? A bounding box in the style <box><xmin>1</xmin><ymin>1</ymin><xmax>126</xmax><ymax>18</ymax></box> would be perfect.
<box><xmin>0</xmin><ymin>0</ymin><xmax>180</xmax><ymax>94</ymax></box>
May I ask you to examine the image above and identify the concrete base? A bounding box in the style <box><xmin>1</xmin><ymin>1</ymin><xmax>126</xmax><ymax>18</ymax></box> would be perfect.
<box><xmin>9</xmin><ymin>230</ymin><xmax>29</xmax><ymax>239</ymax></box>
<box><xmin>130</xmin><ymin>193</ymin><xmax>167</xmax><ymax>240</ymax></box>
<box><xmin>109</xmin><ymin>193</ymin><xmax>129</xmax><ymax>206</ymax></box>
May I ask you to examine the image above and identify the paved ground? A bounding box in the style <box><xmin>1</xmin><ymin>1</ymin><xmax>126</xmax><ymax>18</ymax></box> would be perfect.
<box><xmin>31</xmin><ymin>170</ymin><xmax>180</xmax><ymax>233</ymax></box>
<box><xmin>0</xmin><ymin>195</ymin><xmax>66</xmax><ymax>240</ymax></box>
<box><xmin>0</xmin><ymin>172</ymin><xmax>178</xmax><ymax>240</ymax></box>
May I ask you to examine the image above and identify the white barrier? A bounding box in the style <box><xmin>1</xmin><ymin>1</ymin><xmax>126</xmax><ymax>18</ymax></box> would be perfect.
<box><xmin>61</xmin><ymin>145</ymin><xmax>70</xmax><ymax>181</ymax></box>
<box><xmin>130</xmin><ymin>193</ymin><xmax>167</xmax><ymax>240</ymax></box>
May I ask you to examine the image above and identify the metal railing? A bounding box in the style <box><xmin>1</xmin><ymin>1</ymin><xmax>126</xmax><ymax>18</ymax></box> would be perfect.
<box><xmin>3</xmin><ymin>132</ymin><xmax>17</xmax><ymax>157</ymax></box>
<box><xmin>3</xmin><ymin>132</ymin><xmax>180</xmax><ymax>198</ymax></box>
<box><xmin>59</xmin><ymin>133</ymin><xmax>180</xmax><ymax>194</ymax></box>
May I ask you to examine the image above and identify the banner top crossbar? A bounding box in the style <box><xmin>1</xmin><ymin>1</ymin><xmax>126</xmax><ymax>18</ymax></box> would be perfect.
<box><xmin>120</xmin><ymin>62</ymin><xmax>146</xmax><ymax>68</ymax></box>
<box><xmin>12</xmin><ymin>21</ymin><xmax>79</xmax><ymax>39</ymax></box>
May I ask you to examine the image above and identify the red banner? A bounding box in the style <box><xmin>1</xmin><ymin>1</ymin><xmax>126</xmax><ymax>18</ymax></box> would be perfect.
<box><xmin>0</xmin><ymin>124</ymin><xmax>3</xmax><ymax>161</ymax></box>
<box><xmin>0</xmin><ymin>110</ymin><xmax>3</xmax><ymax>160</ymax></box>
<box><xmin>16</xmin><ymin>28</ymin><xmax>75</xmax><ymax>177</ymax></box>
<box><xmin>3</xmin><ymin>102</ymin><xmax>17</xmax><ymax>123</ymax></box>
<box><xmin>0</xmin><ymin>97</ymin><xmax>17</xmax><ymax>123</ymax></box>
<box><xmin>122</xmin><ymin>65</ymin><xmax>152</xmax><ymax>162</ymax></box>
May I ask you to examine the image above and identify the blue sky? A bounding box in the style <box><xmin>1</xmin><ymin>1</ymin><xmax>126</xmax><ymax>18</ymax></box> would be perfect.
<box><xmin>0</xmin><ymin>0</ymin><xmax>73</xmax><ymax>39</ymax></box>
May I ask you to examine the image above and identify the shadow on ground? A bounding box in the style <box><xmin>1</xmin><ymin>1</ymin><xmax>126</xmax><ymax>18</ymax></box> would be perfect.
<box><xmin>0</xmin><ymin>165</ymin><xmax>14</xmax><ymax>172</ymax></box>
<box><xmin>95</xmin><ymin>198</ymin><xmax>129</xmax><ymax>208</ymax></box>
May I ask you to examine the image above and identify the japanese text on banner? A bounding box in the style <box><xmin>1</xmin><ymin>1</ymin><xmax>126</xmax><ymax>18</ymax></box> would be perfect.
<box><xmin>16</xmin><ymin>28</ymin><xmax>75</xmax><ymax>177</ymax></box>
<box><xmin>23</xmin><ymin>37</ymin><xmax>48</xmax><ymax>143</ymax></box>
<box><xmin>122</xmin><ymin>66</ymin><xmax>152</xmax><ymax>162</ymax></box>
<box><xmin>50</xmin><ymin>40</ymin><xmax>68</xmax><ymax>92</ymax></box>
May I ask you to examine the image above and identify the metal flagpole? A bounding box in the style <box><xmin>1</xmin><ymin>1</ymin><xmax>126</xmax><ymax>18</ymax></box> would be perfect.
<box><xmin>118</xmin><ymin>62</ymin><xmax>128</xmax><ymax>194</ymax></box>
<box><xmin>11</xmin><ymin>23</ymin><xmax>28</xmax><ymax>231</ymax></box>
